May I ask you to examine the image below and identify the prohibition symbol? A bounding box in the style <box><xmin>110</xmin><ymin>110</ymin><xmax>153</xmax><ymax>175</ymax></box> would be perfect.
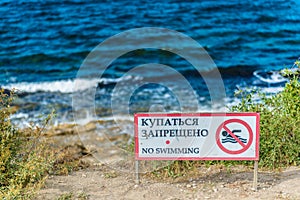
<box><xmin>216</xmin><ymin>119</ymin><xmax>253</xmax><ymax>154</ymax></box>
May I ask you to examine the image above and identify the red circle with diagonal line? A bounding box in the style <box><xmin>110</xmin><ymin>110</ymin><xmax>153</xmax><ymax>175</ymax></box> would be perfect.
<box><xmin>216</xmin><ymin>119</ymin><xmax>253</xmax><ymax>154</ymax></box>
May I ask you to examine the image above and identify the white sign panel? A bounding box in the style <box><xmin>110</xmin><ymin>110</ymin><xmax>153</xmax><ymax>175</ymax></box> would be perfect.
<box><xmin>134</xmin><ymin>113</ymin><xmax>260</xmax><ymax>160</ymax></box>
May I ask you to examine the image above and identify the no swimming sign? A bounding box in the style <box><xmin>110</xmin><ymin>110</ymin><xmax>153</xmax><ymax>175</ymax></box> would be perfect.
<box><xmin>134</xmin><ymin>113</ymin><xmax>260</xmax><ymax>161</ymax></box>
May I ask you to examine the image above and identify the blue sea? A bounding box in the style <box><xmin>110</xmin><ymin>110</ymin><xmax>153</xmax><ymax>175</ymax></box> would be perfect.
<box><xmin>1</xmin><ymin>0</ymin><xmax>300</xmax><ymax>126</ymax></box>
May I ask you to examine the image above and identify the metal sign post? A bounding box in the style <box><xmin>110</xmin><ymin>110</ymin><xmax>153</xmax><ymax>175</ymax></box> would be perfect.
<box><xmin>135</xmin><ymin>159</ymin><xmax>139</xmax><ymax>184</ymax></box>
<box><xmin>253</xmin><ymin>160</ymin><xmax>259</xmax><ymax>191</ymax></box>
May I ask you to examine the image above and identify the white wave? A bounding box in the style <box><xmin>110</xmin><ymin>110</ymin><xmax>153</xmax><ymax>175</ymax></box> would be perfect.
<box><xmin>10</xmin><ymin>112</ymin><xmax>29</xmax><ymax>120</ymax></box>
<box><xmin>260</xmin><ymin>86</ymin><xmax>284</xmax><ymax>94</ymax></box>
<box><xmin>236</xmin><ymin>85</ymin><xmax>284</xmax><ymax>95</ymax></box>
<box><xmin>4</xmin><ymin>78</ymin><xmax>99</xmax><ymax>93</ymax></box>
<box><xmin>253</xmin><ymin>70</ymin><xmax>287</xmax><ymax>84</ymax></box>
<box><xmin>99</xmin><ymin>75</ymin><xmax>142</xmax><ymax>85</ymax></box>
<box><xmin>4</xmin><ymin>75</ymin><xmax>144</xmax><ymax>93</ymax></box>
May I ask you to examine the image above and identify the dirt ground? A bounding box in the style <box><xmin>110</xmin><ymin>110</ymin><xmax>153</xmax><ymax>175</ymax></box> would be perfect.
<box><xmin>36</xmin><ymin>122</ymin><xmax>300</xmax><ymax>200</ymax></box>
<box><xmin>36</xmin><ymin>160</ymin><xmax>300</xmax><ymax>200</ymax></box>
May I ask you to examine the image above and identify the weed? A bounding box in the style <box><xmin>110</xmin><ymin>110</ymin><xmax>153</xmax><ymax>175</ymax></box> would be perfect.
<box><xmin>77</xmin><ymin>191</ymin><xmax>89</xmax><ymax>200</ymax></box>
<box><xmin>104</xmin><ymin>171</ymin><xmax>118</xmax><ymax>178</ymax></box>
<box><xmin>0</xmin><ymin>90</ymin><xmax>55</xmax><ymax>199</ymax></box>
<box><xmin>50</xmin><ymin>144</ymin><xmax>90</xmax><ymax>176</ymax></box>
<box><xmin>57</xmin><ymin>192</ymin><xmax>73</xmax><ymax>200</ymax></box>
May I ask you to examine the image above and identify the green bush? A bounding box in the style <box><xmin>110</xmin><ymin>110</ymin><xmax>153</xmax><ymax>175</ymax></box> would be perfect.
<box><xmin>0</xmin><ymin>90</ymin><xmax>54</xmax><ymax>199</ymax></box>
<box><xmin>231</xmin><ymin>67</ymin><xmax>300</xmax><ymax>168</ymax></box>
<box><xmin>154</xmin><ymin>64</ymin><xmax>300</xmax><ymax>177</ymax></box>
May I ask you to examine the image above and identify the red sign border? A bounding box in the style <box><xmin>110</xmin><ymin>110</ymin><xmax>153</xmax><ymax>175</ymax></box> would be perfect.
<box><xmin>134</xmin><ymin>112</ymin><xmax>260</xmax><ymax>161</ymax></box>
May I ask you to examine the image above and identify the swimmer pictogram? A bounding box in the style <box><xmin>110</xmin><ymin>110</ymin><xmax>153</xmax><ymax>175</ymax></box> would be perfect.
<box><xmin>221</xmin><ymin>129</ymin><xmax>247</xmax><ymax>144</ymax></box>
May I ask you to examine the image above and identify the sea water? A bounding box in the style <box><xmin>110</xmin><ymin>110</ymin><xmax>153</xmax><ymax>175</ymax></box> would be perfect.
<box><xmin>1</xmin><ymin>0</ymin><xmax>299</xmax><ymax>126</ymax></box>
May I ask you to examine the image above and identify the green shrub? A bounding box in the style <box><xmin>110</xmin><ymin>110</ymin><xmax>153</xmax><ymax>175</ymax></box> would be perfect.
<box><xmin>231</xmin><ymin>66</ymin><xmax>300</xmax><ymax>168</ymax></box>
<box><xmin>153</xmin><ymin>64</ymin><xmax>300</xmax><ymax>177</ymax></box>
<box><xmin>0</xmin><ymin>90</ymin><xmax>54</xmax><ymax>199</ymax></box>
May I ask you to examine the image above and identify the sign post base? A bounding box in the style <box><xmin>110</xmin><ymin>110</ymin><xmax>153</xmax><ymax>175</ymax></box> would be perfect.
<box><xmin>135</xmin><ymin>160</ymin><xmax>140</xmax><ymax>184</ymax></box>
<box><xmin>253</xmin><ymin>160</ymin><xmax>258</xmax><ymax>191</ymax></box>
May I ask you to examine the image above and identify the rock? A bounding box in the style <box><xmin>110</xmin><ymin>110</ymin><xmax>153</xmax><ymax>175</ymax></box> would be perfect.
<box><xmin>0</xmin><ymin>87</ymin><xmax>11</xmax><ymax>95</ymax></box>
<box><xmin>83</xmin><ymin>121</ymin><xmax>97</xmax><ymax>132</ymax></box>
<box><xmin>45</xmin><ymin>123</ymin><xmax>77</xmax><ymax>136</ymax></box>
